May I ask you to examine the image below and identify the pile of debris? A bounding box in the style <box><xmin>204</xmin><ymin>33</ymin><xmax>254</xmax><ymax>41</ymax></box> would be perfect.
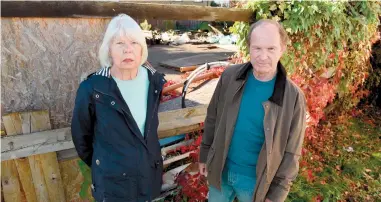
<box><xmin>144</xmin><ymin>23</ymin><xmax>237</xmax><ymax>46</ymax></box>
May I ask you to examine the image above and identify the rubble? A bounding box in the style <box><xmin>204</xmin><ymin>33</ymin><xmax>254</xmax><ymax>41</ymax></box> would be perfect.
<box><xmin>144</xmin><ymin>26</ymin><xmax>237</xmax><ymax>46</ymax></box>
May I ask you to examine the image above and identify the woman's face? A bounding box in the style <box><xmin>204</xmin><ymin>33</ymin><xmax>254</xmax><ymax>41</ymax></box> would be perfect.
<box><xmin>109</xmin><ymin>35</ymin><xmax>142</xmax><ymax>70</ymax></box>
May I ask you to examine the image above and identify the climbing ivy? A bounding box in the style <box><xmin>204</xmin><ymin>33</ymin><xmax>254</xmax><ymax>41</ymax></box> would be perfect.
<box><xmin>230</xmin><ymin>1</ymin><xmax>380</xmax><ymax>140</ymax></box>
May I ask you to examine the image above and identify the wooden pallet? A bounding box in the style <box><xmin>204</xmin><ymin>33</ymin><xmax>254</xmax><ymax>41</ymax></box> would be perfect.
<box><xmin>1</xmin><ymin>105</ymin><xmax>207</xmax><ymax>201</ymax></box>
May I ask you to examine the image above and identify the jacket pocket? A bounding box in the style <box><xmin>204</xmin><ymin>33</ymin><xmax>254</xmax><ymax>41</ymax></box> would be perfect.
<box><xmin>103</xmin><ymin>174</ymin><xmax>138</xmax><ymax>200</ymax></box>
<box><xmin>93</xmin><ymin>89</ymin><xmax>124</xmax><ymax>117</ymax></box>
<box><xmin>206</xmin><ymin>147</ymin><xmax>216</xmax><ymax>171</ymax></box>
<box><xmin>92</xmin><ymin>152</ymin><xmax>139</xmax><ymax>199</ymax></box>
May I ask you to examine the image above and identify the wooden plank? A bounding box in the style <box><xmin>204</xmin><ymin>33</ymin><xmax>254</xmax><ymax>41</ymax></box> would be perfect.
<box><xmin>28</xmin><ymin>155</ymin><xmax>49</xmax><ymax>202</ymax></box>
<box><xmin>2</xmin><ymin>112</ymin><xmax>36</xmax><ymax>202</ymax></box>
<box><xmin>159</xmin><ymin>123</ymin><xmax>203</xmax><ymax>139</ymax></box>
<box><xmin>161</xmin><ymin>139</ymin><xmax>194</xmax><ymax>155</ymax></box>
<box><xmin>28</xmin><ymin>111</ymin><xmax>51</xmax><ymax>133</ymax></box>
<box><xmin>1</xmin><ymin>141</ymin><xmax>74</xmax><ymax>161</ymax></box>
<box><xmin>57</xmin><ymin>137</ymin><xmax>193</xmax><ymax>162</ymax></box>
<box><xmin>39</xmin><ymin>153</ymin><xmax>66</xmax><ymax>202</ymax></box>
<box><xmin>2</xmin><ymin>111</ymin><xmax>66</xmax><ymax>202</ymax></box>
<box><xmin>14</xmin><ymin>158</ymin><xmax>37</xmax><ymax>202</ymax></box>
<box><xmin>56</xmin><ymin>148</ymin><xmax>78</xmax><ymax>162</ymax></box>
<box><xmin>59</xmin><ymin>158</ymin><xmax>93</xmax><ymax>202</ymax></box>
<box><xmin>1</xmin><ymin>160</ymin><xmax>23</xmax><ymax>202</ymax></box>
<box><xmin>27</xmin><ymin>111</ymin><xmax>65</xmax><ymax>202</ymax></box>
<box><xmin>179</xmin><ymin>66</ymin><xmax>198</xmax><ymax>73</ymax></box>
<box><xmin>164</xmin><ymin>152</ymin><xmax>192</xmax><ymax>167</ymax></box>
<box><xmin>1</xmin><ymin>128</ymin><xmax>72</xmax><ymax>153</ymax></box>
<box><xmin>14</xmin><ymin>112</ymin><xmax>44</xmax><ymax>202</ymax></box>
<box><xmin>1</xmin><ymin>1</ymin><xmax>252</xmax><ymax>22</ymax></box>
<box><xmin>158</xmin><ymin>105</ymin><xmax>207</xmax><ymax>123</ymax></box>
<box><xmin>2</xmin><ymin>106</ymin><xmax>207</xmax><ymax>160</ymax></box>
<box><xmin>2</xmin><ymin>113</ymin><xmax>23</xmax><ymax>136</ymax></box>
<box><xmin>1</xmin><ymin>117</ymin><xmax>7</xmax><ymax>136</ymax></box>
<box><xmin>159</xmin><ymin>54</ymin><xmax>228</xmax><ymax>71</ymax></box>
<box><xmin>159</xmin><ymin>116</ymin><xmax>205</xmax><ymax>137</ymax></box>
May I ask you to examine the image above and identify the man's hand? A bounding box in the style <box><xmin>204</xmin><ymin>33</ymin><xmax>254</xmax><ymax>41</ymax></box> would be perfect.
<box><xmin>265</xmin><ymin>199</ymin><xmax>273</xmax><ymax>202</ymax></box>
<box><xmin>199</xmin><ymin>163</ymin><xmax>208</xmax><ymax>176</ymax></box>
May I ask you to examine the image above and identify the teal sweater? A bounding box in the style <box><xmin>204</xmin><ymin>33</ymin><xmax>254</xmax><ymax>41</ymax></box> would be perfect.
<box><xmin>225</xmin><ymin>72</ymin><xmax>276</xmax><ymax>178</ymax></box>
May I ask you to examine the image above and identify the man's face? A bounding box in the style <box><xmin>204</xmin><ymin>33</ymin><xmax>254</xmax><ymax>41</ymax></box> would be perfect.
<box><xmin>249</xmin><ymin>24</ymin><xmax>285</xmax><ymax>76</ymax></box>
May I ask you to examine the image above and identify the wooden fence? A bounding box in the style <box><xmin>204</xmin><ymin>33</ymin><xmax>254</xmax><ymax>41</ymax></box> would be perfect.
<box><xmin>1</xmin><ymin>105</ymin><xmax>207</xmax><ymax>202</ymax></box>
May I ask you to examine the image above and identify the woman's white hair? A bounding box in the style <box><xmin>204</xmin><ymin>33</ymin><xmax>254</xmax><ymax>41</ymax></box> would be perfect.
<box><xmin>99</xmin><ymin>14</ymin><xmax>148</xmax><ymax>68</ymax></box>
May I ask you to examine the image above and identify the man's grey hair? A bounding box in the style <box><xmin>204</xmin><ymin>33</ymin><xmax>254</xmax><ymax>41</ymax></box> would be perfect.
<box><xmin>247</xmin><ymin>19</ymin><xmax>290</xmax><ymax>47</ymax></box>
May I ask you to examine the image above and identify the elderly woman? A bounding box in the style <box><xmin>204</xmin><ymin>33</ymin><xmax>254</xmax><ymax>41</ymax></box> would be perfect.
<box><xmin>71</xmin><ymin>14</ymin><xmax>166</xmax><ymax>202</ymax></box>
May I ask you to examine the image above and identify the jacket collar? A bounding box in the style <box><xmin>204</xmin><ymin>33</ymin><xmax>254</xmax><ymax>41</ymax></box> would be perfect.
<box><xmin>235</xmin><ymin>62</ymin><xmax>287</xmax><ymax>107</ymax></box>
<box><xmin>95</xmin><ymin>62</ymin><xmax>157</xmax><ymax>78</ymax></box>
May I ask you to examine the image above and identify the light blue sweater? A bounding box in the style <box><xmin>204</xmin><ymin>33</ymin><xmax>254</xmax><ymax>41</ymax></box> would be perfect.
<box><xmin>113</xmin><ymin>66</ymin><xmax>149</xmax><ymax>135</ymax></box>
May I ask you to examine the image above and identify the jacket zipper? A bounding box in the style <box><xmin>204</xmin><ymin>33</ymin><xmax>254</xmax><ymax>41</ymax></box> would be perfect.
<box><xmin>145</xmin><ymin>75</ymin><xmax>164</xmax><ymax>138</ymax></box>
<box><xmin>146</xmin><ymin>94</ymin><xmax>160</xmax><ymax>138</ymax></box>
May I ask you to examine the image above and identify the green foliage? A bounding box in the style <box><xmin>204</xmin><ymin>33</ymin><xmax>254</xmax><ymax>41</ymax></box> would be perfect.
<box><xmin>230</xmin><ymin>1</ymin><xmax>380</xmax><ymax>139</ymax></box>
<box><xmin>210</xmin><ymin>1</ymin><xmax>220</xmax><ymax>7</ymax></box>
<box><xmin>230</xmin><ymin>1</ymin><xmax>380</xmax><ymax>97</ymax></box>
<box><xmin>140</xmin><ymin>19</ymin><xmax>152</xmax><ymax>31</ymax></box>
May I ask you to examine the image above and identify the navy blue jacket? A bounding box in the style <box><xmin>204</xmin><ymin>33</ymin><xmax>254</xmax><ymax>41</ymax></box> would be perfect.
<box><xmin>71</xmin><ymin>66</ymin><xmax>166</xmax><ymax>202</ymax></box>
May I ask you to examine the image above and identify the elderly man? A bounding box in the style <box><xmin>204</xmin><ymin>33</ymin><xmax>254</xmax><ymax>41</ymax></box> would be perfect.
<box><xmin>199</xmin><ymin>19</ymin><xmax>307</xmax><ymax>202</ymax></box>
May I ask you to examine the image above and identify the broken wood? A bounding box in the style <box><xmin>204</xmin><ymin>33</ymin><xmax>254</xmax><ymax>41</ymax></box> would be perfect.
<box><xmin>179</xmin><ymin>66</ymin><xmax>198</xmax><ymax>72</ymax></box>
<box><xmin>164</xmin><ymin>152</ymin><xmax>192</xmax><ymax>167</ymax></box>
<box><xmin>1</xmin><ymin>111</ymin><xmax>66</xmax><ymax>202</ymax></box>
<box><xmin>162</xmin><ymin>72</ymin><xmax>217</xmax><ymax>94</ymax></box>
<box><xmin>2</xmin><ymin>106</ymin><xmax>207</xmax><ymax>161</ymax></box>
<box><xmin>1</xmin><ymin>1</ymin><xmax>252</xmax><ymax>22</ymax></box>
<box><xmin>161</xmin><ymin>139</ymin><xmax>194</xmax><ymax>156</ymax></box>
<box><xmin>2</xmin><ymin>112</ymin><xmax>35</xmax><ymax>202</ymax></box>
